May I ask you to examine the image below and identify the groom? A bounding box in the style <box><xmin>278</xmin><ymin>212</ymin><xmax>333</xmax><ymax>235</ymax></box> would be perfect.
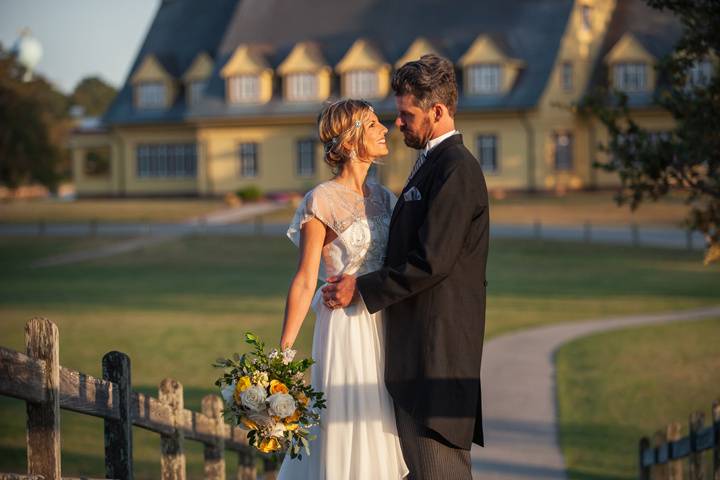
<box><xmin>322</xmin><ymin>54</ymin><xmax>489</xmax><ymax>479</ymax></box>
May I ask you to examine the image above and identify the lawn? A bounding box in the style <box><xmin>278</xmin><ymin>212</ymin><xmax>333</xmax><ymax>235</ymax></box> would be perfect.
<box><xmin>0</xmin><ymin>190</ymin><xmax>689</xmax><ymax>226</ymax></box>
<box><xmin>0</xmin><ymin>236</ymin><xmax>718</xmax><ymax>477</ymax></box>
<box><xmin>557</xmin><ymin>318</ymin><xmax>720</xmax><ymax>480</ymax></box>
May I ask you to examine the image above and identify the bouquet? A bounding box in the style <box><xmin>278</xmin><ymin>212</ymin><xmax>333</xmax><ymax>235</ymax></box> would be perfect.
<box><xmin>213</xmin><ymin>333</ymin><xmax>326</xmax><ymax>458</ymax></box>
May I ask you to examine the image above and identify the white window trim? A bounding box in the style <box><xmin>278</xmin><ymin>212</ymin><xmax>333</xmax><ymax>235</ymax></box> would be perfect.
<box><xmin>344</xmin><ymin>70</ymin><xmax>378</xmax><ymax>98</ymax></box>
<box><xmin>467</xmin><ymin>64</ymin><xmax>502</xmax><ymax>95</ymax></box>
<box><xmin>137</xmin><ymin>82</ymin><xmax>166</xmax><ymax>109</ymax></box>
<box><xmin>477</xmin><ymin>134</ymin><xmax>499</xmax><ymax>173</ymax></box>
<box><xmin>229</xmin><ymin>75</ymin><xmax>261</xmax><ymax>103</ymax></box>
<box><xmin>239</xmin><ymin>142</ymin><xmax>258</xmax><ymax>177</ymax></box>
<box><xmin>613</xmin><ymin>62</ymin><xmax>647</xmax><ymax>92</ymax></box>
<box><xmin>297</xmin><ymin>139</ymin><xmax>316</xmax><ymax>177</ymax></box>
<box><xmin>287</xmin><ymin>73</ymin><xmax>318</xmax><ymax>101</ymax></box>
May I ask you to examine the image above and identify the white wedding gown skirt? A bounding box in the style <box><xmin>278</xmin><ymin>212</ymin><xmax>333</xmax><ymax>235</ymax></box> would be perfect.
<box><xmin>277</xmin><ymin>291</ymin><xmax>409</xmax><ymax>480</ymax></box>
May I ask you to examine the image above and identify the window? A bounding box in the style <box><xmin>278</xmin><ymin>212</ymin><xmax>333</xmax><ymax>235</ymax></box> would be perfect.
<box><xmin>613</xmin><ymin>63</ymin><xmax>647</xmax><ymax>92</ymax></box>
<box><xmin>137</xmin><ymin>82</ymin><xmax>166</xmax><ymax>108</ymax></box>
<box><xmin>297</xmin><ymin>139</ymin><xmax>315</xmax><ymax>177</ymax></box>
<box><xmin>686</xmin><ymin>59</ymin><xmax>713</xmax><ymax>89</ymax></box>
<box><xmin>287</xmin><ymin>73</ymin><xmax>317</xmax><ymax>101</ymax></box>
<box><xmin>554</xmin><ymin>133</ymin><xmax>573</xmax><ymax>171</ymax></box>
<box><xmin>581</xmin><ymin>5</ymin><xmax>592</xmax><ymax>31</ymax></box>
<box><xmin>467</xmin><ymin>65</ymin><xmax>502</xmax><ymax>94</ymax></box>
<box><xmin>476</xmin><ymin>135</ymin><xmax>498</xmax><ymax>173</ymax></box>
<box><xmin>239</xmin><ymin>143</ymin><xmax>258</xmax><ymax>177</ymax></box>
<box><xmin>229</xmin><ymin>75</ymin><xmax>260</xmax><ymax>103</ymax></box>
<box><xmin>188</xmin><ymin>80</ymin><xmax>206</xmax><ymax>105</ymax></box>
<box><xmin>136</xmin><ymin>144</ymin><xmax>197</xmax><ymax>178</ymax></box>
<box><xmin>345</xmin><ymin>70</ymin><xmax>378</xmax><ymax>98</ymax></box>
<box><xmin>561</xmin><ymin>62</ymin><xmax>573</xmax><ymax>91</ymax></box>
<box><xmin>84</xmin><ymin>148</ymin><xmax>111</xmax><ymax>177</ymax></box>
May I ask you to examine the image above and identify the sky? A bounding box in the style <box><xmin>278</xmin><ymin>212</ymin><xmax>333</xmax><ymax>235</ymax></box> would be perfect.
<box><xmin>0</xmin><ymin>0</ymin><xmax>160</xmax><ymax>93</ymax></box>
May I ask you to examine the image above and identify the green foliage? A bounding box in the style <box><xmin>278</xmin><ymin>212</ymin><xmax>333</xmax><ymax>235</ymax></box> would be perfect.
<box><xmin>0</xmin><ymin>43</ymin><xmax>68</xmax><ymax>192</ymax></box>
<box><xmin>580</xmin><ymin>1</ymin><xmax>720</xmax><ymax>263</ymax></box>
<box><xmin>71</xmin><ymin>76</ymin><xmax>117</xmax><ymax>117</ymax></box>
<box><xmin>236</xmin><ymin>185</ymin><xmax>263</xmax><ymax>202</ymax></box>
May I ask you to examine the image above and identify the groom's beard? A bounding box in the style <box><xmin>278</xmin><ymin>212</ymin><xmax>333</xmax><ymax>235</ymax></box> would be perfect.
<box><xmin>401</xmin><ymin>117</ymin><xmax>433</xmax><ymax>150</ymax></box>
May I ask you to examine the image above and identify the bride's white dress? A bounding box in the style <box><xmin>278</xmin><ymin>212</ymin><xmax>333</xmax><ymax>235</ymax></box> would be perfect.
<box><xmin>278</xmin><ymin>180</ymin><xmax>409</xmax><ymax>480</ymax></box>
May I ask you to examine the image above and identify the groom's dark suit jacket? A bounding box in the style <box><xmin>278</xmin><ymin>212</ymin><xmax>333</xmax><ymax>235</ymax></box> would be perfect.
<box><xmin>357</xmin><ymin>134</ymin><xmax>489</xmax><ymax>450</ymax></box>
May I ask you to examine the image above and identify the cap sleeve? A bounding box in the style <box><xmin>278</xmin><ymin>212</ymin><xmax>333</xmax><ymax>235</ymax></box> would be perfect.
<box><xmin>286</xmin><ymin>187</ymin><xmax>334</xmax><ymax>247</ymax></box>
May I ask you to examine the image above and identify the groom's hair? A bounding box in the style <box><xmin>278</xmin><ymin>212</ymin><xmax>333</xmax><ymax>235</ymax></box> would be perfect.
<box><xmin>391</xmin><ymin>54</ymin><xmax>458</xmax><ymax>117</ymax></box>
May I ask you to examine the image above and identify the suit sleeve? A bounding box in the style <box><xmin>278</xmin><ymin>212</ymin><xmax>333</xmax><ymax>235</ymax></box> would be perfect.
<box><xmin>357</xmin><ymin>156</ymin><xmax>481</xmax><ymax>314</ymax></box>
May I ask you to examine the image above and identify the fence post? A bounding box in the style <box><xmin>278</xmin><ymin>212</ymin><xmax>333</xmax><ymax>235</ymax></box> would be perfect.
<box><xmin>640</xmin><ymin>436</ymin><xmax>651</xmax><ymax>480</ymax></box>
<box><xmin>237</xmin><ymin>450</ymin><xmax>256</xmax><ymax>480</ymax></box>
<box><xmin>25</xmin><ymin>318</ymin><xmax>61</xmax><ymax>480</ymax></box>
<box><xmin>666</xmin><ymin>422</ymin><xmax>683</xmax><ymax>480</ymax></box>
<box><xmin>103</xmin><ymin>351</ymin><xmax>134</xmax><ymax>480</ymax></box>
<box><xmin>713</xmin><ymin>399</ymin><xmax>720</xmax><ymax>480</ymax></box>
<box><xmin>688</xmin><ymin>411</ymin><xmax>704</xmax><ymax>480</ymax></box>
<box><xmin>202</xmin><ymin>395</ymin><xmax>225</xmax><ymax>480</ymax></box>
<box><xmin>160</xmin><ymin>378</ymin><xmax>186</xmax><ymax>480</ymax></box>
<box><xmin>652</xmin><ymin>430</ymin><xmax>668</xmax><ymax>480</ymax></box>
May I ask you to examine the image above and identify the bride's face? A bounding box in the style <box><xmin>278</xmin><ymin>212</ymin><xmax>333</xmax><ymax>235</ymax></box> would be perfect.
<box><xmin>361</xmin><ymin>111</ymin><xmax>389</xmax><ymax>160</ymax></box>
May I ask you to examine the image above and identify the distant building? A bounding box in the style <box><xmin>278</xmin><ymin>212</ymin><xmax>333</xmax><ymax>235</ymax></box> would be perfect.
<box><xmin>70</xmin><ymin>0</ymin><xmax>684</xmax><ymax>197</ymax></box>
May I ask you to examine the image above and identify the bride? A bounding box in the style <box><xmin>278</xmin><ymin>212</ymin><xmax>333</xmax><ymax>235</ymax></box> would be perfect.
<box><xmin>277</xmin><ymin>99</ymin><xmax>409</xmax><ymax>479</ymax></box>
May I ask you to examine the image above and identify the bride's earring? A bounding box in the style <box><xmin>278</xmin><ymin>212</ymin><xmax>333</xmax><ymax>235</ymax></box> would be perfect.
<box><xmin>349</xmin><ymin>150</ymin><xmax>357</xmax><ymax>161</ymax></box>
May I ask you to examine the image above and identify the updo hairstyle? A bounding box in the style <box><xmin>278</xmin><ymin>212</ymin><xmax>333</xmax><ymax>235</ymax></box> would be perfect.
<box><xmin>317</xmin><ymin>99</ymin><xmax>375</xmax><ymax>173</ymax></box>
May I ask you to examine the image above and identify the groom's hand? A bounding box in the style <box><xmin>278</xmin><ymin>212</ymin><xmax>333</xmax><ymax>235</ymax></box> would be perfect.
<box><xmin>322</xmin><ymin>274</ymin><xmax>357</xmax><ymax>309</ymax></box>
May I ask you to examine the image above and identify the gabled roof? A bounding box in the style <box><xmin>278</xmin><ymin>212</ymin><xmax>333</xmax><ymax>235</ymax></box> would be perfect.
<box><xmin>106</xmin><ymin>0</ymin><xmax>577</xmax><ymax>125</ymax></box>
<box><xmin>586</xmin><ymin>0</ymin><xmax>682</xmax><ymax>107</ymax></box>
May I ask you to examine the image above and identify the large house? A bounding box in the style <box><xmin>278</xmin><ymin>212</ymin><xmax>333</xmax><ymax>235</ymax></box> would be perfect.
<box><xmin>70</xmin><ymin>0</ymin><xmax>684</xmax><ymax>197</ymax></box>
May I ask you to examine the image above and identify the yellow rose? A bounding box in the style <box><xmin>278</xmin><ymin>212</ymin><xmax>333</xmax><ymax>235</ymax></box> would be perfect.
<box><xmin>285</xmin><ymin>423</ymin><xmax>299</xmax><ymax>431</ymax></box>
<box><xmin>258</xmin><ymin>437</ymin><xmax>281</xmax><ymax>453</ymax></box>
<box><xmin>233</xmin><ymin>376</ymin><xmax>252</xmax><ymax>403</ymax></box>
<box><xmin>284</xmin><ymin>409</ymin><xmax>301</xmax><ymax>424</ymax></box>
<box><xmin>269</xmin><ymin>379</ymin><xmax>289</xmax><ymax>395</ymax></box>
<box><xmin>240</xmin><ymin>416</ymin><xmax>258</xmax><ymax>431</ymax></box>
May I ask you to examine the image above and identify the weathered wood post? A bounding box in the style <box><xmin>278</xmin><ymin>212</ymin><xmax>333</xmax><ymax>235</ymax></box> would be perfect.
<box><xmin>713</xmin><ymin>400</ymin><xmax>720</xmax><ymax>480</ymax></box>
<box><xmin>202</xmin><ymin>394</ymin><xmax>225</xmax><ymax>480</ymax></box>
<box><xmin>160</xmin><ymin>378</ymin><xmax>186</xmax><ymax>480</ymax></box>
<box><xmin>640</xmin><ymin>436</ymin><xmax>652</xmax><ymax>480</ymax></box>
<box><xmin>652</xmin><ymin>429</ymin><xmax>668</xmax><ymax>480</ymax></box>
<box><xmin>25</xmin><ymin>318</ymin><xmax>61</xmax><ymax>480</ymax></box>
<box><xmin>237</xmin><ymin>450</ymin><xmax>256</xmax><ymax>480</ymax></box>
<box><xmin>666</xmin><ymin>422</ymin><xmax>683</xmax><ymax>480</ymax></box>
<box><xmin>688</xmin><ymin>411</ymin><xmax>704</xmax><ymax>480</ymax></box>
<box><xmin>103</xmin><ymin>351</ymin><xmax>133</xmax><ymax>480</ymax></box>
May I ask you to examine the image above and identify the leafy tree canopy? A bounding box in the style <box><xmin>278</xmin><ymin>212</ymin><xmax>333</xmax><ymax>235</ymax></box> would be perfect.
<box><xmin>71</xmin><ymin>75</ymin><xmax>117</xmax><ymax>117</ymax></box>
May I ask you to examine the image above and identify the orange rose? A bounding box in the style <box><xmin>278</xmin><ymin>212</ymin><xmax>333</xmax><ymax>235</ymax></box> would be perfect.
<box><xmin>240</xmin><ymin>416</ymin><xmax>258</xmax><ymax>431</ymax></box>
<box><xmin>269</xmin><ymin>379</ymin><xmax>289</xmax><ymax>394</ymax></box>
<box><xmin>296</xmin><ymin>392</ymin><xmax>309</xmax><ymax>407</ymax></box>
<box><xmin>258</xmin><ymin>437</ymin><xmax>281</xmax><ymax>453</ymax></box>
<box><xmin>284</xmin><ymin>409</ymin><xmax>301</xmax><ymax>424</ymax></box>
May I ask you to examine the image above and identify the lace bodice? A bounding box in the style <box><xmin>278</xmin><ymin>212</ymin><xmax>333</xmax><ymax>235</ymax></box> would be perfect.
<box><xmin>287</xmin><ymin>180</ymin><xmax>397</xmax><ymax>281</ymax></box>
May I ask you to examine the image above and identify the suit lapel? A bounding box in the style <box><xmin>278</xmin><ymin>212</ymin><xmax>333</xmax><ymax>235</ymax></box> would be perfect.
<box><xmin>388</xmin><ymin>134</ymin><xmax>464</xmax><ymax>233</ymax></box>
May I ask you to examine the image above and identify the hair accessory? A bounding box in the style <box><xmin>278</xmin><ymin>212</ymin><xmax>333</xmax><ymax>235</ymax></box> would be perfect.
<box><xmin>354</xmin><ymin>120</ymin><xmax>362</xmax><ymax>128</ymax></box>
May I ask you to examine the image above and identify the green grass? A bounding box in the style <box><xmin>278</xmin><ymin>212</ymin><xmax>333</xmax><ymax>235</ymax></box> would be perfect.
<box><xmin>557</xmin><ymin>318</ymin><xmax>720</xmax><ymax>480</ymax></box>
<box><xmin>0</xmin><ymin>236</ymin><xmax>718</xmax><ymax>477</ymax></box>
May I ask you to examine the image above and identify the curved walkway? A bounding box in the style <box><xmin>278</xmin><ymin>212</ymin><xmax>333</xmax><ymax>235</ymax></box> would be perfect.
<box><xmin>470</xmin><ymin>305</ymin><xmax>720</xmax><ymax>480</ymax></box>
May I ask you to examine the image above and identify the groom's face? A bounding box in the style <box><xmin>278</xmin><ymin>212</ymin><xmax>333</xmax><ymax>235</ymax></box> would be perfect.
<box><xmin>395</xmin><ymin>94</ymin><xmax>434</xmax><ymax>150</ymax></box>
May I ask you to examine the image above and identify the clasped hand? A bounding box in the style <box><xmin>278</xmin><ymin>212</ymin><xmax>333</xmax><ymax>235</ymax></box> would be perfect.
<box><xmin>321</xmin><ymin>274</ymin><xmax>357</xmax><ymax>309</ymax></box>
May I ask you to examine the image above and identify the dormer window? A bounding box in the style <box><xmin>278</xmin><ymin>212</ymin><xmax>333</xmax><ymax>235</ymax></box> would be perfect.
<box><xmin>188</xmin><ymin>80</ymin><xmax>206</xmax><ymax>105</ymax></box>
<box><xmin>467</xmin><ymin>64</ymin><xmax>502</xmax><ymax>94</ymax></box>
<box><xmin>345</xmin><ymin>70</ymin><xmax>378</xmax><ymax>98</ymax></box>
<box><xmin>287</xmin><ymin>73</ymin><xmax>318</xmax><ymax>101</ymax></box>
<box><xmin>229</xmin><ymin>75</ymin><xmax>260</xmax><ymax>103</ymax></box>
<box><xmin>581</xmin><ymin>5</ymin><xmax>592</xmax><ymax>31</ymax></box>
<box><xmin>137</xmin><ymin>82</ymin><xmax>166</xmax><ymax>108</ymax></box>
<box><xmin>687</xmin><ymin>59</ymin><xmax>713</xmax><ymax>88</ymax></box>
<box><xmin>613</xmin><ymin>62</ymin><xmax>647</xmax><ymax>92</ymax></box>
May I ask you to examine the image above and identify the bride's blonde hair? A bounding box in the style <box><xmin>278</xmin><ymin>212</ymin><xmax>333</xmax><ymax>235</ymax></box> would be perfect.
<box><xmin>317</xmin><ymin>99</ymin><xmax>375</xmax><ymax>173</ymax></box>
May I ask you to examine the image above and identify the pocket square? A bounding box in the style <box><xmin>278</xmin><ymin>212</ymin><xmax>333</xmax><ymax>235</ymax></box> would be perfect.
<box><xmin>403</xmin><ymin>186</ymin><xmax>422</xmax><ymax>201</ymax></box>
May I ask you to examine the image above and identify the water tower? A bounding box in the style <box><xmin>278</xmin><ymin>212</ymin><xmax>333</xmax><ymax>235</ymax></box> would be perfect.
<box><xmin>11</xmin><ymin>28</ymin><xmax>43</xmax><ymax>82</ymax></box>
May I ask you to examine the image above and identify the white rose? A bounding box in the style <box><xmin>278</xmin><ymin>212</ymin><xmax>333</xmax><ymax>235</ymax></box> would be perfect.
<box><xmin>267</xmin><ymin>392</ymin><xmax>297</xmax><ymax>418</ymax></box>
<box><xmin>252</xmin><ymin>371</ymin><xmax>269</xmax><ymax>388</ymax></box>
<box><xmin>240</xmin><ymin>385</ymin><xmax>267</xmax><ymax>411</ymax></box>
<box><xmin>221</xmin><ymin>382</ymin><xmax>236</xmax><ymax>404</ymax></box>
<box><xmin>269</xmin><ymin>421</ymin><xmax>286</xmax><ymax>438</ymax></box>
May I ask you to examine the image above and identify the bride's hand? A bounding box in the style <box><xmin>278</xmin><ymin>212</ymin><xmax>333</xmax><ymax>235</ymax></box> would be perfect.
<box><xmin>322</xmin><ymin>274</ymin><xmax>357</xmax><ymax>309</ymax></box>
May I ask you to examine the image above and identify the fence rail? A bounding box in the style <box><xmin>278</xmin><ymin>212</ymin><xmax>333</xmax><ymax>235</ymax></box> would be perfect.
<box><xmin>638</xmin><ymin>399</ymin><xmax>720</xmax><ymax>480</ymax></box>
<box><xmin>0</xmin><ymin>317</ymin><xmax>277</xmax><ymax>480</ymax></box>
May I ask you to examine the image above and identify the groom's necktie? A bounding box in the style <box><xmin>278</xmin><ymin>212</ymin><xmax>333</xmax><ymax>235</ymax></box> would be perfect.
<box><xmin>405</xmin><ymin>151</ymin><xmax>427</xmax><ymax>187</ymax></box>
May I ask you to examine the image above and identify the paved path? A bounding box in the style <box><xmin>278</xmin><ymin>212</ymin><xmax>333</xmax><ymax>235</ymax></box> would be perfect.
<box><xmin>470</xmin><ymin>305</ymin><xmax>720</xmax><ymax>479</ymax></box>
<box><xmin>30</xmin><ymin>202</ymin><xmax>286</xmax><ymax>268</ymax></box>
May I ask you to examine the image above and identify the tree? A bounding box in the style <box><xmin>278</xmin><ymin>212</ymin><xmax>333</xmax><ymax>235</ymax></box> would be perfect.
<box><xmin>71</xmin><ymin>76</ymin><xmax>117</xmax><ymax>117</ymax></box>
<box><xmin>0</xmin><ymin>44</ymin><xmax>68</xmax><ymax>193</ymax></box>
<box><xmin>581</xmin><ymin>0</ymin><xmax>720</xmax><ymax>265</ymax></box>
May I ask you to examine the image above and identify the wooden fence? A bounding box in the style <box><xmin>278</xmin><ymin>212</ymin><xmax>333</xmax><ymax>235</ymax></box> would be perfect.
<box><xmin>639</xmin><ymin>399</ymin><xmax>720</xmax><ymax>480</ymax></box>
<box><xmin>0</xmin><ymin>317</ymin><xmax>278</xmax><ymax>480</ymax></box>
